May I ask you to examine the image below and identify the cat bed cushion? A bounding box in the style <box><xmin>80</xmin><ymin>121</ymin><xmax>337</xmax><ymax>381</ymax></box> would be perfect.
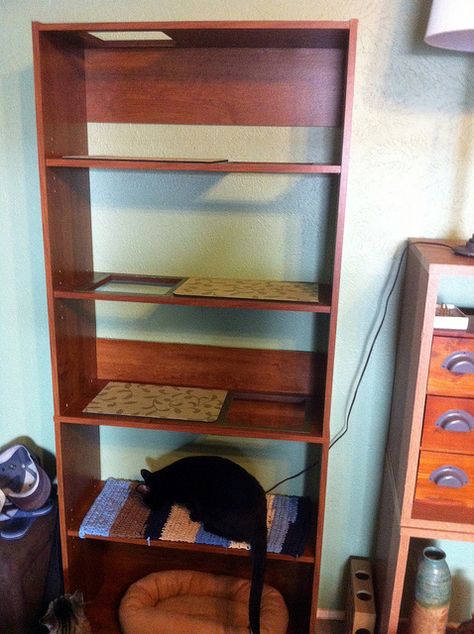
<box><xmin>119</xmin><ymin>570</ymin><xmax>288</xmax><ymax>634</ymax></box>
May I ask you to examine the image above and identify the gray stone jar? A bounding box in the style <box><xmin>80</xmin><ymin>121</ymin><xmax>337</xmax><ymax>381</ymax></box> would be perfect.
<box><xmin>408</xmin><ymin>546</ymin><xmax>451</xmax><ymax>634</ymax></box>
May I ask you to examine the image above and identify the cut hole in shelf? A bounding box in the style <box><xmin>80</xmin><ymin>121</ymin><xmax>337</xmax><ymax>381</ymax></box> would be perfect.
<box><xmin>89</xmin><ymin>31</ymin><xmax>175</xmax><ymax>42</ymax></box>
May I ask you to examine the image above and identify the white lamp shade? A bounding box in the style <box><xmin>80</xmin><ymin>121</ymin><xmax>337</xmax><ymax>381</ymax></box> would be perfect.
<box><xmin>425</xmin><ymin>0</ymin><xmax>474</xmax><ymax>51</ymax></box>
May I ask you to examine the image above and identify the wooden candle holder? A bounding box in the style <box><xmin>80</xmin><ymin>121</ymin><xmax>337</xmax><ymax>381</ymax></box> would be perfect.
<box><xmin>345</xmin><ymin>557</ymin><xmax>376</xmax><ymax>634</ymax></box>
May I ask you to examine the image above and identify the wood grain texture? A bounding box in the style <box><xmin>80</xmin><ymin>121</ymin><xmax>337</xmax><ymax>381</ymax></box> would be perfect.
<box><xmin>422</xmin><ymin>395</ymin><xmax>474</xmax><ymax>454</ymax></box>
<box><xmin>54</xmin><ymin>275</ymin><xmax>333</xmax><ymax>314</ymax></box>
<box><xmin>374</xmin><ymin>460</ymin><xmax>411</xmax><ymax>634</ymax></box>
<box><xmin>411</xmin><ymin>240</ymin><xmax>474</xmax><ymax>276</ymax></box>
<box><xmin>67</xmin><ymin>537</ymin><xmax>313</xmax><ymax>634</ymax></box>
<box><xmin>35</xmin><ymin>20</ymin><xmax>351</xmax><ymax>51</ymax></box>
<box><xmin>46</xmin><ymin>168</ymin><xmax>94</xmax><ymax>290</ymax></box>
<box><xmin>96</xmin><ymin>338</ymin><xmax>322</xmax><ymax>395</ymax></box>
<box><xmin>414</xmin><ymin>451</ymin><xmax>474</xmax><ymax>524</ymax></box>
<box><xmin>385</xmin><ymin>249</ymin><xmax>436</xmax><ymax>520</ymax></box>
<box><xmin>54</xmin><ymin>422</ymin><xmax>100</xmax><ymax>586</ymax></box>
<box><xmin>46</xmin><ymin>157</ymin><xmax>342</xmax><ymax>173</ymax></box>
<box><xmin>54</xmin><ymin>300</ymin><xmax>98</xmax><ymax>415</ymax></box>
<box><xmin>375</xmin><ymin>243</ymin><xmax>474</xmax><ymax>633</ymax></box>
<box><xmin>428</xmin><ymin>336</ymin><xmax>474</xmax><ymax>398</ymax></box>
<box><xmin>63</xmin><ymin>386</ymin><xmax>324</xmax><ymax>443</ymax></box>
<box><xmin>33</xmin><ymin>27</ymin><xmax>88</xmax><ymax>157</ymax></box>
<box><xmin>85</xmin><ymin>47</ymin><xmax>345</xmax><ymax>126</ymax></box>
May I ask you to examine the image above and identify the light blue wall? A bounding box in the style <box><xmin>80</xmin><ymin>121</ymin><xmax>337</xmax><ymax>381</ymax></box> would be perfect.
<box><xmin>1</xmin><ymin>0</ymin><xmax>473</xmax><ymax>620</ymax></box>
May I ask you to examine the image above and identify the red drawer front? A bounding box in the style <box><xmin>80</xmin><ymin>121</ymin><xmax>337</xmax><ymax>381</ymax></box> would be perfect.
<box><xmin>422</xmin><ymin>396</ymin><xmax>474</xmax><ymax>454</ymax></box>
<box><xmin>427</xmin><ymin>336</ymin><xmax>474</xmax><ymax>398</ymax></box>
<box><xmin>414</xmin><ymin>450</ymin><xmax>474</xmax><ymax>525</ymax></box>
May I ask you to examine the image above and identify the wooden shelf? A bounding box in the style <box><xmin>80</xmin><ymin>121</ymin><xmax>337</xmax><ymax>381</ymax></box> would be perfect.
<box><xmin>60</xmin><ymin>393</ymin><xmax>324</xmax><ymax>444</ymax></box>
<box><xmin>70</xmin><ymin>530</ymin><xmax>315</xmax><ymax>563</ymax></box>
<box><xmin>67</xmin><ymin>478</ymin><xmax>316</xmax><ymax>562</ymax></box>
<box><xmin>53</xmin><ymin>338</ymin><xmax>327</xmax><ymax>442</ymax></box>
<box><xmin>54</xmin><ymin>273</ymin><xmax>332</xmax><ymax>313</ymax></box>
<box><xmin>46</xmin><ymin>156</ymin><xmax>342</xmax><ymax>174</ymax></box>
<box><xmin>34</xmin><ymin>20</ymin><xmax>352</xmax><ymax>48</ymax></box>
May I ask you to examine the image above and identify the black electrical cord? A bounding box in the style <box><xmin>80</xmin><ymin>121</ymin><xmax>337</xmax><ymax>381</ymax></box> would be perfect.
<box><xmin>265</xmin><ymin>240</ymin><xmax>454</xmax><ymax>494</ymax></box>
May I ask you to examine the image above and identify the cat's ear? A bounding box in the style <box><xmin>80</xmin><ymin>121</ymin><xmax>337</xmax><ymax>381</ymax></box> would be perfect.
<box><xmin>70</xmin><ymin>589</ymin><xmax>84</xmax><ymax>605</ymax></box>
<box><xmin>70</xmin><ymin>590</ymin><xmax>86</xmax><ymax>616</ymax></box>
<box><xmin>141</xmin><ymin>468</ymin><xmax>151</xmax><ymax>481</ymax></box>
<box><xmin>40</xmin><ymin>604</ymin><xmax>54</xmax><ymax>630</ymax></box>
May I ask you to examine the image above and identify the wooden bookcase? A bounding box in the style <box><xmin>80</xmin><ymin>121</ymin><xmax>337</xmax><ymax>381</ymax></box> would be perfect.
<box><xmin>32</xmin><ymin>21</ymin><xmax>357</xmax><ymax>632</ymax></box>
<box><xmin>375</xmin><ymin>241</ymin><xmax>474</xmax><ymax>633</ymax></box>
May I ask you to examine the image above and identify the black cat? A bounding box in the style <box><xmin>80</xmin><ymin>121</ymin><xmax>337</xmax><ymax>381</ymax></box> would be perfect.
<box><xmin>138</xmin><ymin>456</ymin><xmax>267</xmax><ymax>634</ymax></box>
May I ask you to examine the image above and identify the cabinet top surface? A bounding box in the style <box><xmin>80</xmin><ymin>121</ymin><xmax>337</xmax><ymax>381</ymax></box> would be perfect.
<box><xmin>411</xmin><ymin>240</ymin><xmax>474</xmax><ymax>275</ymax></box>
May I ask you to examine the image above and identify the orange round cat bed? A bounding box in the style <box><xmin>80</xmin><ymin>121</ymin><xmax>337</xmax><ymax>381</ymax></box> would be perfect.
<box><xmin>119</xmin><ymin>570</ymin><xmax>288</xmax><ymax>634</ymax></box>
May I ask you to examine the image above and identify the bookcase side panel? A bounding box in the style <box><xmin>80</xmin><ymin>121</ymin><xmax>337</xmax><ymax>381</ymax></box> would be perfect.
<box><xmin>33</xmin><ymin>28</ymin><xmax>89</xmax><ymax>157</ymax></box>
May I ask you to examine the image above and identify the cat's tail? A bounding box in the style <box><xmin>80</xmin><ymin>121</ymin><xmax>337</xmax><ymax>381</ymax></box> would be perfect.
<box><xmin>249</xmin><ymin>531</ymin><xmax>267</xmax><ymax>634</ymax></box>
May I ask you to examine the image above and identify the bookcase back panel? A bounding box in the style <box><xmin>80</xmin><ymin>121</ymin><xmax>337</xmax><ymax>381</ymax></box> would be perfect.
<box><xmin>68</xmin><ymin>538</ymin><xmax>313</xmax><ymax>634</ymax></box>
<box><xmin>96</xmin><ymin>337</ymin><xmax>325</xmax><ymax>396</ymax></box>
<box><xmin>85</xmin><ymin>47</ymin><xmax>345</xmax><ymax>126</ymax></box>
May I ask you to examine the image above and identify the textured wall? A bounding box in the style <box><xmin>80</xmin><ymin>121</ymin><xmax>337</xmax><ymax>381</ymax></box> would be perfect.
<box><xmin>1</xmin><ymin>0</ymin><xmax>472</xmax><ymax>619</ymax></box>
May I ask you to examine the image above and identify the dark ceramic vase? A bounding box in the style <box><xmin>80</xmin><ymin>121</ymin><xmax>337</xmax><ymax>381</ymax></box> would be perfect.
<box><xmin>408</xmin><ymin>546</ymin><xmax>451</xmax><ymax>634</ymax></box>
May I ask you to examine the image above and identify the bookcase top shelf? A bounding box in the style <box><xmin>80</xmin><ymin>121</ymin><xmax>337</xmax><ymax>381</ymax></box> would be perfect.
<box><xmin>33</xmin><ymin>20</ymin><xmax>354</xmax><ymax>49</ymax></box>
<box><xmin>34</xmin><ymin>20</ymin><xmax>356</xmax><ymax>129</ymax></box>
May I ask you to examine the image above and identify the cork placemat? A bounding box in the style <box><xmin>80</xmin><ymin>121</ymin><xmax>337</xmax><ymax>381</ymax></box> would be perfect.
<box><xmin>83</xmin><ymin>381</ymin><xmax>228</xmax><ymax>422</ymax></box>
<box><xmin>174</xmin><ymin>278</ymin><xmax>319</xmax><ymax>303</ymax></box>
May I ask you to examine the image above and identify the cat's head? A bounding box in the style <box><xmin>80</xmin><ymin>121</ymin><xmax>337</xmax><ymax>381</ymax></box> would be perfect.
<box><xmin>41</xmin><ymin>590</ymin><xmax>85</xmax><ymax>631</ymax></box>
<box><xmin>137</xmin><ymin>468</ymin><xmax>156</xmax><ymax>507</ymax></box>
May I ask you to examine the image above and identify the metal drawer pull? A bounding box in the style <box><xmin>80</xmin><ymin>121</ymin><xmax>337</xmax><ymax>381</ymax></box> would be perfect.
<box><xmin>441</xmin><ymin>351</ymin><xmax>474</xmax><ymax>375</ymax></box>
<box><xmin>435</xmin><ymin>410</ymin><xmax>474</xmax><ymax>432</ymax></box>
<box><xmin>429</xmin><ymin>465</ymin><xmax>469</xmax><ymax>488</ymax></box>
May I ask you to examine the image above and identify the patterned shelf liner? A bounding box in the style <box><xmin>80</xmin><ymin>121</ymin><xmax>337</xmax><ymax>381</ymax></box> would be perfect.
<box><xmin>174</xmin><ymin>277</ymin><xmax>319</xmax><ymax>303</ymax></box>
<box><xmin>83</xmin><ymin>382</ymin><xmax>228</xmax><ymax>423</ymax></box>
<box><xmin>79</xmin><ymin>478</ymin><xmax>311</xmax><ymax>558</ymax></box>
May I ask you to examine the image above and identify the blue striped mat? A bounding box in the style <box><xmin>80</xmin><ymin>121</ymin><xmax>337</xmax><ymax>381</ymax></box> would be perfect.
<box><xmin>79</xmin><ymin>478</ymin><xmax>311</xmax><ymax>557</ymax></box>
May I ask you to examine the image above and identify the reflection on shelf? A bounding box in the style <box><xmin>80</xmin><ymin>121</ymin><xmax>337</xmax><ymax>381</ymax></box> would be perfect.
<box><xmin>98</xmin><ymin>280</ymin><xmax>174</xmax><ymax>296</ymax></box>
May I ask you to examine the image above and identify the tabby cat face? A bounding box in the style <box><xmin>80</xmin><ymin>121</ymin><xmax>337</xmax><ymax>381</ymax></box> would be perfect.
<box><xmin>41</xmin><ymin>590</ymin><xmax>90</xmax><ymax>633</ymax></box>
